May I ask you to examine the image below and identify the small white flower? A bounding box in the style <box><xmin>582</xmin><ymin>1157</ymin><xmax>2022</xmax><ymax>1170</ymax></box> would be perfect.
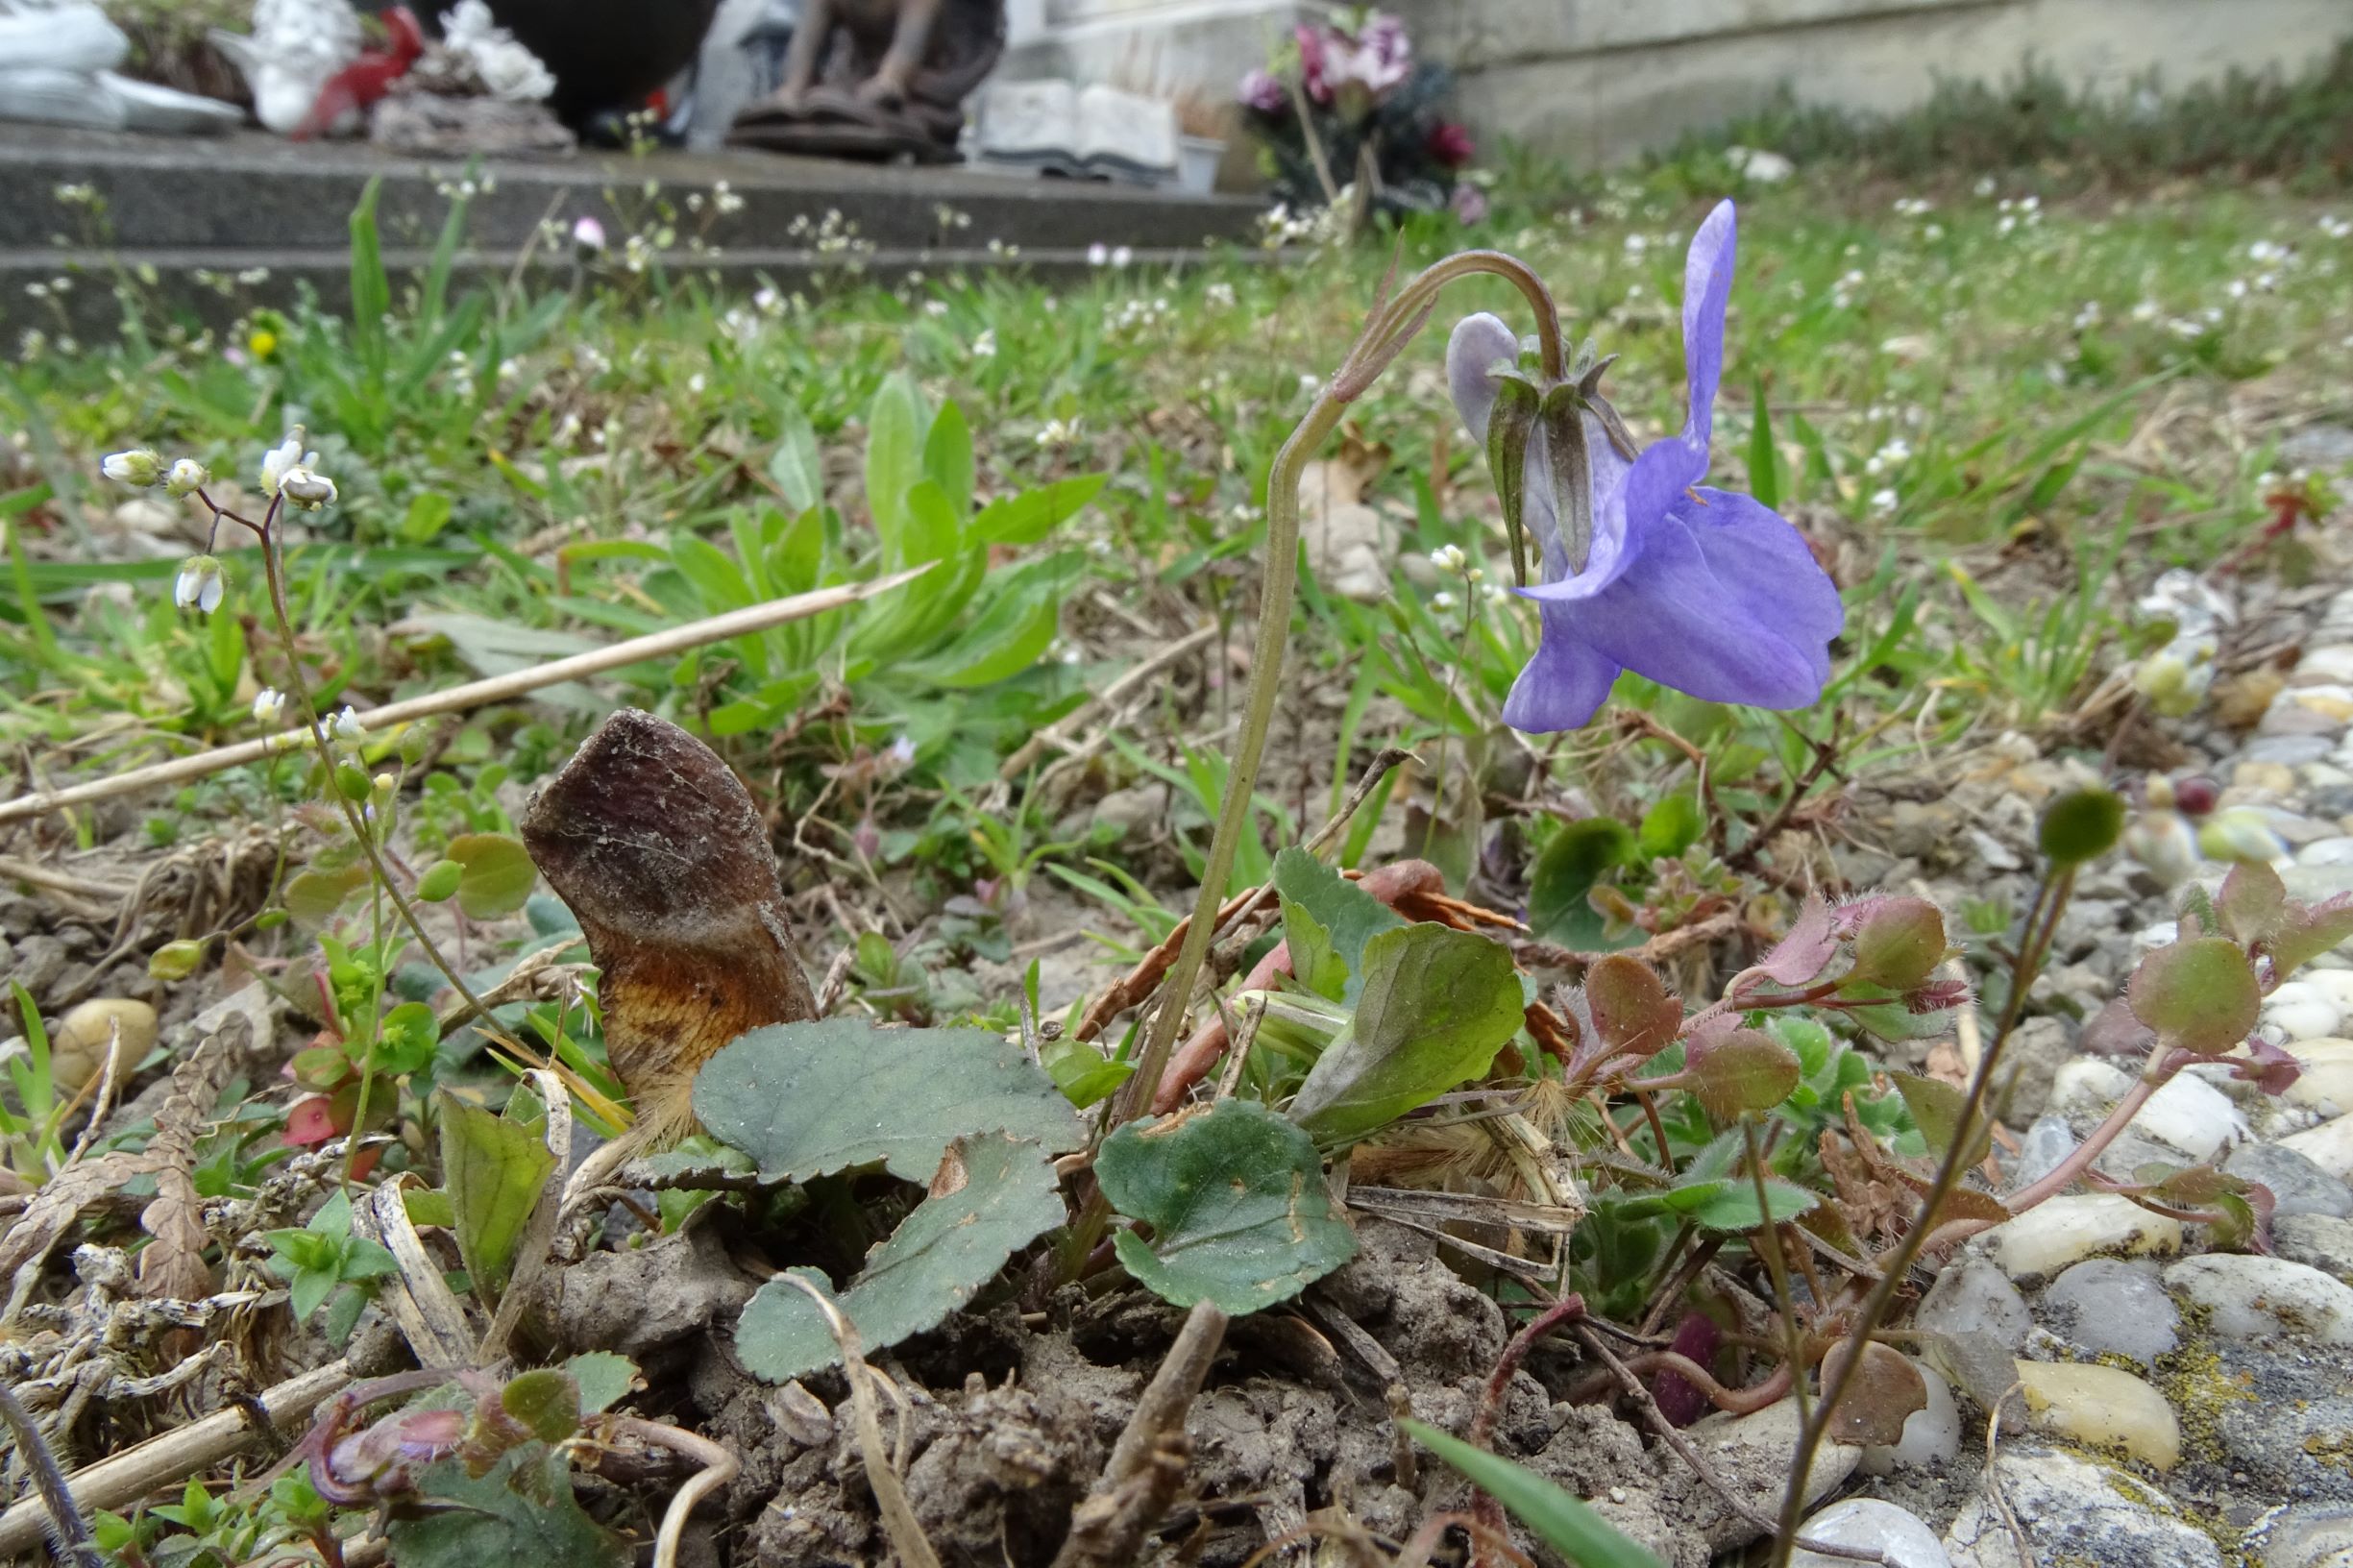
<box><xmin>2226</xmin><ymin>278</ymin><xmax>2249</xmax><ymax>300</ymax></box>
<box><xmin>1036</xmin><ymin>417</ymin><xmax>1080</xmax><ymax>447</ymax></box>
<box><xmin>277</xmin><ymin>465</ymin><xmax>336</xmax><ymax>509</ymax></box>
<box><xmin>1205</xmin><ymin>281</ymin><xmax>1237</xmax><ymax>309</ymax></box>
<box><xmin>1087</xmin><ymin>242</ymin><xmax>1110</xmax><ymax>266</ymax></box>
<box><xmin>1110</xmin><ymin>245</ymin><xmax>1134</xmax><ymax>267</ymax></box>
<box><xmin>258</xmin><ymin>427</ymin><xmax>315</xmax><ymax>497</ymax></box>
<box><xmin>1298</xmin><ymin>373</ymin><xmax>1320</xmax><ymax>392</ymax></box>
<box><xmin>687</xmin><ymin>373</ymin><xmax>707</xmax><ymax>395</ymax></box>
<box><xmin>923</xmin><ymin>299</ymin><xmax>947</xmax><ymax>317</ymax></box>
<box><xmin>163</xmin><ymin>457</ymin><xmax>210</xmax><ymax>497</ymax></box>
<box><xmin>1869</xmin><ymin>487</ymin><xmax>1900</xmax><ymax>515</ymax></box>
<box><xmin>1483</xmin><ymin>582</ymin><xmax>1511</xmax><ymax>605</ymax></box>
<box><xmin>252</xmin><ymin>688</ymin><xmax>286</xmax><ymax>725</ymax></box>
<box><xmin>173</xmin><ymin>554</ymin><xmax>225</xmax><ymax>614</ymax></box>
<box><xmin>970</xmin><ymin>328</ymin><xmax>996</xmax><ymax>359</ymax></box>
<box><xmin>102</xmin><ymin>448</ymin><xmax>163</xmax><ymax>486</ymax></box>
<box><xmin>888</xmin><ymin>735</ymin><xmax>917</xmax><ymax>767</ymax></box>
<box><xmin>1432</xmin><ymin>590</ymin><xmax>1458</xmax><ymax>611</ymax></box>
<box><xmin>572</xmin><ymin>215</ymin><xmax>607</xmax><ymax>254</ymax></box>
<box><xmin>1973</xmin><ymin>175</ymin><xmax>1997</xmax><ymax>196</ymax></box>
<box><xmin>2131</xmin><ymin>298</ymin><xmax>2160</xmax><ymax>323</ymax></box>
<box><xmin>332</xmin><ymin>706</ymin><xmax>366</xmax><ymax>744</ymax></box>
<box><xmin>2071</xmin><ymin>301</ymin><xmax>2102</xmax><ymax>330</ymax></box>
<box><xmin>1430</xmin><ymin>543</ymin><xmax>1468</xmax><ymax>574</ymax></box>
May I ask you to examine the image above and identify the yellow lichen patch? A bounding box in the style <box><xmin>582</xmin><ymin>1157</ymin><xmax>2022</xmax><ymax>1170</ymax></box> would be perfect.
<box><xmin>2016</xmin><ymin>1360</ymin><xmax>2184</xmax><ymax>1470</ymax></box>
<box><xmin>2153</xmin><ymin>1336</ymin><xmax>2256</xmax><ymax>1463</ymax></box>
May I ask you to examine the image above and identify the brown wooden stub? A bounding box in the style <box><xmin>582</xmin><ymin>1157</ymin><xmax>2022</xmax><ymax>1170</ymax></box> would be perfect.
<box><xmin>521</xmin><ymin>708</ymin><xmax>818</xmax><ymax>1145</ymax></box>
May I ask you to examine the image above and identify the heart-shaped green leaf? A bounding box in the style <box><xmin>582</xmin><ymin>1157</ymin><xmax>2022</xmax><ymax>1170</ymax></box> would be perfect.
<box><xmin>1097</xmin><ymin>1099</ymin><xmax>1356</xmax><ymax>1314</ymax></box>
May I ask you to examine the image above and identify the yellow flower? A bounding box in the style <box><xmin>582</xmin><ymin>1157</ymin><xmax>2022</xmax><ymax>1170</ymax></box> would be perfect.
<box><xmin>249</xmin><ymin>328</ymin><xmax>279</xmax><ymax>361</ymax></box>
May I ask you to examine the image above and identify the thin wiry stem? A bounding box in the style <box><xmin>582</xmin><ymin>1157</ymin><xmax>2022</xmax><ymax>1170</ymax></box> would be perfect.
<box><xmin>1111</xmin><ymin>250</ymin><xmax>1565</xmax><ymax>1131</ymax></box>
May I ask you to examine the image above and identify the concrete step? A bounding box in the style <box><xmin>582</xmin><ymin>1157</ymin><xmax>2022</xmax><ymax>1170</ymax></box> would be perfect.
<box><xmin>0</xmin><ymin>121</ymin><xmax>1266</xmax><ymax>331</ymax></box>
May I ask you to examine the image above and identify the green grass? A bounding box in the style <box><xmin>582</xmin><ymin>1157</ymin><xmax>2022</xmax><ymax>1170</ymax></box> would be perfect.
<box><xmin>3</xmin><ymin>157</ymin><xmax>2346</xmax><ymax>986</ymax></box>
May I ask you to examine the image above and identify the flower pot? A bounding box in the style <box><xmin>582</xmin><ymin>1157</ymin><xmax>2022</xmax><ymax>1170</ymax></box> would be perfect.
<box><xmin>1177</xmin><ymin>134</ymin><xmax>1225</xmax><ymax>195</ymax></box>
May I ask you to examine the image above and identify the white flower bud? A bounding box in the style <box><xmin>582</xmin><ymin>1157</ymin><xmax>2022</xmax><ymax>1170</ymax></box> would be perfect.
<box><xmin>258</xmin><ymin>427</ymin><xmax>315</xmax><ymax>498</ymax></box>
<box><xmin>173</xmin><ymin>555</ymin><xmax>225</xmax><ymax>614</ymax></box>
<box><xmin>102</xmin><ymin>449</ymin><xmax>163</xmax><ymax>486</ymax></box>
<box><xmin>163</xmin><ymin>457</ymin><xmax>210</xmax><ymax>497</ymax></box>
<box><xmin>331</xmin><ymin>705</ymin><xmax>366</xmax><ymax>744</ymax></box>
<box><xmin>277</xmin><ymin>465</ymin><xmax>337</xmax><ymax>510</ymax></box>
<box><xmin>252</xmin><ymin>687</ymin><xmax>286</xmax><ymax>725</ymax></box>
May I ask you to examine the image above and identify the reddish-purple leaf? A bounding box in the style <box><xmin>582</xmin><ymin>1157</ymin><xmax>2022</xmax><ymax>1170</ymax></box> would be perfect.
<box><xmin>1756</xmin><ymin>894</ymin><xmax>1836</xmax><ymax>987</ymax></box>
<box><xmin>1585</xmin><ymin>955</ymin><xmax>1682</xmax><ymax>1060</ymax></box>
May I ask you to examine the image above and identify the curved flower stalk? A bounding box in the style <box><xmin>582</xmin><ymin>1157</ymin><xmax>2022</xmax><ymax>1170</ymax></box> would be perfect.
<box><xmin>1447</xmin><ymin>201</ymin><xmax>1843</xmax><ymax>732</ymax></box>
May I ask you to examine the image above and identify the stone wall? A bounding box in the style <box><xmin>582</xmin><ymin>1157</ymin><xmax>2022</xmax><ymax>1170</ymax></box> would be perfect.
<box><xmin>1006</xmin><ymin>0</ymin><xmax>2350</xmax><ymax>165</ymax></box>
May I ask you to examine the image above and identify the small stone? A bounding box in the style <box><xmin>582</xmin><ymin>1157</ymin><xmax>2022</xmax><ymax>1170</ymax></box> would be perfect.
<box><xmin>1859</xmin><ymin>1358</ymin><xmax>1961</xmax><ymax>1476</ymax></box>
<box><xmin>49</xmin><ymin>998</ymin><xmax>159</xmax><ymax>1094</ymax></box>
<box><xmin>2163</xmin><ymin>1254</ymin><xmax>2353</xmax><ymax>1344</ymax></box>
<box><xmin>2287</xmin><ymin>1039</ymin><xmax>2353</xmax><ymax>1115</ymax></box>
<box><xmin>2305</xmin><ymin>970</ymin><xmax>2353</xmax><ymax>1010</ymax></box>
<box><xmin>2225</xmin><ymin>1140</ymin><xmax>2353</xmax><ymax>1218</ymax></box>
<box><xmin>2127</xmin><ymin>1070</ymin><xmax>2247</xmax><ymax>1160</ymax></box>
<box><xmin>2010</xmin><ymin>1115</ymin><xmax>2078</xmax><ymax>1192</ymax></box>
<box><xmin>2244</xmin><ymin>1505</ymin><xmax>2353</xmax><ymax>1568</ymax></box>
<box><xmin>2300</xmin><ymin>646</ymin><xmax>2353</xmax><ymax>685</ymax></box>
<box><xmin>2275</xmin><ymin>1213</ymin><xmax>2353</xmax><ymax>1277</ymax></box>
<box><xmin>2302</xmin><ymin>837</ymin><xmax>2353</xmax><ymax>868</ymax></box>
<box><xmin>2265</xmin><ymin>979</ymin><xmax>2345</xmax><ymax>1041</ymax></box>
<box><xmin>2043</xmin><ymin>1258</ymin><xmax>2180</xmax><ymax>1364</ymax></box>
<box><xmin>1918</xmin><ymin>1256</ymin><xmax>2033</xmax><ymax>1347</ymax></box>
<box><xmin>2281</xmin><ymin>1113</ymin><xmax>2353</xmax><ymax>1177</ymax></box>
<box><xmin>1685</xmin><ymin>1396</ymin><xmax>1860</xmax><ymax>1551</ymax></box>
<box><xmin>1088</xmin><ymin>783</ymin><xmax>1167</xmax><ymax>839</ymax></box>
<box><xmin>2242</xmin><ymin>736</ymin><xmax>2333</xmax><ymax>768</ymax></box>
<box><xmin>1943</xmin><ymin>1446</ymin><xmax>2219</xmax><ymax>1568</ymax></box>
<box><xmin>2234</xmin><ymin>757</ymin><xmax>2305</xmax><ymax>793</ymax></box>
<box><xmin>1983</xmin><ymin>1194</ymin><xmax>2183</xmax><ymax>1281</ymax></box>
<box><xmin>2013</xmin><ymin>1360</ymin><xmax>2182</xmax><ymax>1470</ymax></box>
<box><xmin>1792</xmin><ymin>1499</ymin><xmax>1950</xmax><ymax>1568</ymax></box>
<box><xmin>2050</xmin><ymin>1057</ymin><xmax>2134</xmax><ymax>1114</ymax></box>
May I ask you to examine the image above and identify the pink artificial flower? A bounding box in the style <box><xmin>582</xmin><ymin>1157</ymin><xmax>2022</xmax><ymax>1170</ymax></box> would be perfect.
<box><xmin>1238</xmin><ymin>66</ymin><xmax>1288</xmax><ymax>114</ymax></box>
<box><xmin>1294</xmin><ymin>23</ymin><xmax>1333</xmax><ymax>105</ymax></box>
<box><xmin>1427</xmin><ymin>120</ymin><xmax>1475</xmax><ymax>168</ymax></box>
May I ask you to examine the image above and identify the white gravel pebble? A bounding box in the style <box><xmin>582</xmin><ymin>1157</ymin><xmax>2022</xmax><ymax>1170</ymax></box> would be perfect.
<box><xmin>2164</xmin><ymin>1254</ymin><xmax>2353</xmax><ymax>1344</ymax></box>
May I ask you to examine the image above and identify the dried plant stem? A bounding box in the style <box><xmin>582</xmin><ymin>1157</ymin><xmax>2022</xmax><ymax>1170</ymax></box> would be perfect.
<box><xmin>1051</xmin><ymin>1299</ymin><xmax>1227</xmax><ymax>1568</ymax></box>
<box><xmin>1113</xmin><ymin>251</ymin><xmax>1566</xmax><ymax>1131</ymax></box>
<box><xmin>1769</xmin><ymin>860</ymin><xmax>2078</xmax><ymax>1568</ymax></box>
<box><xmin>606</xmin><ymin>1416</ymin><xmax>740</xmax><ymax>1568</ymax></box>
<box><xmin>0</xmin><ymin>1360</ymin><xmax>354</xmax><ymax>1557</ymax></box>
<box><xmin>0</xmin><ymin>569</ymin><xmax>928</xmax><ymax>826</ymax></box>
<box><xmin>775</xmin><ymin>1273</ymin><xmax>943</xmax><ymax>1568</ymax></box>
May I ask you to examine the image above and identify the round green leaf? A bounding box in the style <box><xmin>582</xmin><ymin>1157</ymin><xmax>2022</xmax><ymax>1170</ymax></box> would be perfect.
<box><xmin>444</xmin><ymin>833</ymin><xmax>538</xmax><ymax>919</ymax></box>
<box><xmin>1686</xmin><ymin>1029</ymin><xmax>1801</xmax><ymax>1118</ymax></box>
<box><xmin>2126</xmin><ymin>936</ymin><xmax>2259</xmax><ymax>1053</ymax></box>
<box><xmin>1847</xmin><ymin>897</ymin><xmax>1948</xmax><ymax>991</ymax></box>
<box><xmin>499</xmin><ymin>1369</ymin><xmax>581</xmax><ymax>1443</ymax></box>
<box><xmin>1097</xmin><ymin>1099</ymin><xmax>1357</xmax><ymax>1314</ymax></box>
<box><xmin>2038</xmin><ymin>788</ymin><xmax>2126</xmax><ymax>865</ymax></box>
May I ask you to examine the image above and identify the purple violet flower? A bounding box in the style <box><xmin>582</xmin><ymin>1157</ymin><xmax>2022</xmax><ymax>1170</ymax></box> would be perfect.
<box><xmin>1447</xmin><ymin>200</ymin><xmax>1843</xmax><ymax>732</ymax></box>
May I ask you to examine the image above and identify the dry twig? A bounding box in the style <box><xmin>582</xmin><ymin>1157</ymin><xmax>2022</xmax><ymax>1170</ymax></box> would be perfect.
<box><xmin>1052</xmin><ymin>1298</ymin><xmax>1228</xmax><ymax>1568</ymax></box>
